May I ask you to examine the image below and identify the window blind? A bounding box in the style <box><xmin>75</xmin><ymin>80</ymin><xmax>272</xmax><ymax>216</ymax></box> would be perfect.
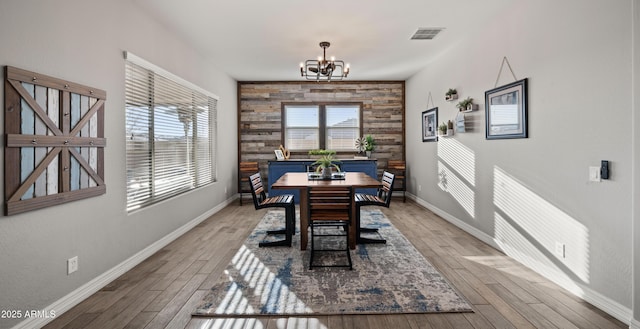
<box><xmin>125</xmin><ymin>52</ymin><xmax>218</xmax><ymax>212</ymax></box>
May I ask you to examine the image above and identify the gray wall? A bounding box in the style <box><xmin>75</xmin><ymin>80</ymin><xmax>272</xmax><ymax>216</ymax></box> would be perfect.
<box><xmin>634</xmin><ymin>0</ymin><xmax>640</xmax><ymax>326</ymax></box>
<box><xmin>406</xmin><ymin>0</ymin><xmax>636</xmax><ymax>324</ymax></box>
<box><xmin>0</xmin><ymin>1</ymin><xmax>237</xmax><ymax>328</ymax></box>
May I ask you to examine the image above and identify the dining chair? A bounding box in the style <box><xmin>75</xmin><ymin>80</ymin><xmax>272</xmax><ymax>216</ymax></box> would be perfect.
<box><xmin>238</xmin><ymin>161</ymin><xmax>259</xmax><ymax>205</ymax></box>
<box><xmin>354</xmin><ymin>171</ymin><xmax>395</xmax><ymax>244</ymax></box>
<box><xmin>249</xmin><ymin>172</ymin><xmax>296</xmax><ymax>247</ymax></box>
<box><xmin>387</xmin><ymin>160</ymin><xmax>406</xmax><ymax>202</ymax></box>
<box><xmin>307</xmin><ymin>185</ymin><xmax>354</xmax><ymax>270</ymax></box>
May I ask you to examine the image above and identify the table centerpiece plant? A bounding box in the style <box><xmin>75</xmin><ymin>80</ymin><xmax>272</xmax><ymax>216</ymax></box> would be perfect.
<box><xmin>312</xmin><ymin>154</ymin><xmax>341</xmax><ymax>178</ymax></box>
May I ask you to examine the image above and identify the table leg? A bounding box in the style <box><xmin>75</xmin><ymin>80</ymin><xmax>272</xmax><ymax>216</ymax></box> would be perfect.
<box><xmin>349</xmin><ymin>198</ymin><xmax>356</xmax><ymax>249</ymax></box>
<box><xmin>298</xmin><ymin>187</ymin><xmax>309</xmax><ymax>250</ymax></box>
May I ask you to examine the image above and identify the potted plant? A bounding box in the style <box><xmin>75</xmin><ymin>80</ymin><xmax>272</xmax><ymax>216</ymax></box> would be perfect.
<box><xmin>438</xmin><ymin>122</ymin><xmax>448</xmax><ymax>136</ymax></box>
<box><xmin>445</xmin><ymin>88</ymin><xmax>458</xmax><ymax>101</ymax></box>
<box><xmin>456</xmin><ymin>97</ymin><xmax>475</xmax><ymax>112</ymax></box>
<box><xmin>312</xmin><ymin>154</ymin><xmax>341</xmax><ymax>178</ymax></box>
<box><xmin>308</xmin><ymin>149</ymin><xmax>336</xmax><ymax>159</ymax></box>
<box><xmin>363</xmin><ymin>134</ymin><xmax>376</xmax><ymax>158</ymax></box>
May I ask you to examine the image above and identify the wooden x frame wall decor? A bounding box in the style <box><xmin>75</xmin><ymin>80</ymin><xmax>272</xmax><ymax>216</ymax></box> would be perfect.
<box><xmin>4</xmin><ymin>66</ymin><xmax>107</xmax><ymax>215</ymax></box>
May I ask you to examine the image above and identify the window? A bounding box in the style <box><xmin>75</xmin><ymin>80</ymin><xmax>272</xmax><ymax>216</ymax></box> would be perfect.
<box><xmin>283</xmin><ymin>103</ymin><xmax>361</xmax><ymax>151</ymax></box>
<box><xmin>125</xmin><ymin>52</ymin><xmax>218</xmax><ymax>212</ymax></box>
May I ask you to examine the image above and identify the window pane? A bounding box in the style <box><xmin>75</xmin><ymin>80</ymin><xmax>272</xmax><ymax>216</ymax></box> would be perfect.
<box><xmin>285</xmin><ymin>105</ymin><xmax>319</xmax><ymax>150</ymax></box>
<box><xmin>326</xmin><ymin>105</ymin><xmax>360</xmax><ymax>150</ymax></box>
<box><xmin>326</xmin><ymin>106</ymin><xmax>359</xmax><ymax>127</ymax></box>
<box><xmin>286</xmin><ymin>106</ymin><xmax>318</xmax><ymax>127</ymax></box>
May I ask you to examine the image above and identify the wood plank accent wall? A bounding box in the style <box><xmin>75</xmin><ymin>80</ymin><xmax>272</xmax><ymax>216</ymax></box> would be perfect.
<box><xmin>237</xmin><ymin>81</ymin><xmax>405</xmax><ymax>180</ymax></box>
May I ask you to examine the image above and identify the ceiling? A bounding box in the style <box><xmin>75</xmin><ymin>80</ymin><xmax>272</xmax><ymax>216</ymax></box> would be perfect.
<box><xmin>134</xmin><ymin>0</ymin><xmax>512</xmax><ymax>81</ymax></box>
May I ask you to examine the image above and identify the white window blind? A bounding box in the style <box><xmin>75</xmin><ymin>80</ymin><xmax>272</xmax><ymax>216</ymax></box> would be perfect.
<box><xmin>125</xmin><ymin>52</ymin><xmax>218</xmax><ymax>212</ymax></box>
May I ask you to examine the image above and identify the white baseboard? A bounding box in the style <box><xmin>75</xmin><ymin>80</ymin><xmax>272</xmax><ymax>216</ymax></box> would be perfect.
<box><xmin>407</xmin><ymin>193</ymin><xmax>633</xmax><ymax>327</ymax></box>
<box><xmin>12</xmin><ymin>196</ymin><xmax>237</xmax><ymax>329</ymax></box>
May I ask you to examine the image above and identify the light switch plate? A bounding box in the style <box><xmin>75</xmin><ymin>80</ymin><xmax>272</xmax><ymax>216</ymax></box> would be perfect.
<box><xmin>589</xmin><ymin>166</ymin><xmax>601</xmax><ymax>182</ymax></box>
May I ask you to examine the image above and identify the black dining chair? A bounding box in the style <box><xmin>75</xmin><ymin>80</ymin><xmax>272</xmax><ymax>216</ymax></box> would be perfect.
<box><xmin>354</xmin><ymin>171</ymin><xmax>395</xmax><ymax>244</ymax></box>
<box><xmin>249</xmin><ymin>172</ymin><xmax>296</xmax><ymax>247</ymax></box>
<box><xmin>308</xmin><ymin>185</ymin><xmax>354</xmax><ymax>270</ymax></box>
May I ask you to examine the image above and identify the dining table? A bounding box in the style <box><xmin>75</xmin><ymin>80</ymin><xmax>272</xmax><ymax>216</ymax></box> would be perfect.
<box><xmin>270</xmin><ymin>171</ymin><xmax>382</xmax><ymax>250</ymax></box>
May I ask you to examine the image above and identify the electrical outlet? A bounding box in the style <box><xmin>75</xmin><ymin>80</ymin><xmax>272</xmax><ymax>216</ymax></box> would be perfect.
<box><xmin>554</xmin><ymin>242</ymin><xmax>565</xmax><ymax>259</ymax></box>
<box><xmin>67</xmin><ymin>256</ymin><xmax>78</xmax><ymax>274</ymax></box>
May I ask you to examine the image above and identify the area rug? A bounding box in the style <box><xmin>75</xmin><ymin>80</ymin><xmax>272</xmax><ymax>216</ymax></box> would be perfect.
<box><xmin>193</xmin><ymin>209</ymin><xmax>473</xmax><ymax>317</ymax></box>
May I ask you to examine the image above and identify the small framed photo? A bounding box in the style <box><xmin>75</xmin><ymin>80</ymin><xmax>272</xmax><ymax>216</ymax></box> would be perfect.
<box><xmin>422</xmin><ymin>107</ymin><xmax>438</xmax><ymax>142</ymax></box>
<box><xmin>274</xmin><ymin>149</ymin><xmax>285</xmax><ymax>160</ymax></box>
<box><xmin>485</xmin><ymin>78</ymin><xmax>528</xmax><ymax>139</ymax></box>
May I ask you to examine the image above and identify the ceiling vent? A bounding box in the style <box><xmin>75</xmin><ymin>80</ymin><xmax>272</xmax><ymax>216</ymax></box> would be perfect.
<box><xmin>410</xmin><ymin>28</ymin><xmax>444</xmax><ymax>40</ymax></box>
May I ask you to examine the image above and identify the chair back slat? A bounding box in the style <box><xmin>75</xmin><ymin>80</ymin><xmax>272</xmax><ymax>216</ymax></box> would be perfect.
<box><xmin>308</xmin><ymin>186</ymin><xmax>353</xmax><ymax>222</ymax></box>
<box><xmin>249</xmin><ymin>172</ymin><xmax>267</xmax><ymax>208</ymax></box>
<box><xmin>377</xmin><ymin>171</ymin><xmax>396</xmax><ymax>207</ymax></box>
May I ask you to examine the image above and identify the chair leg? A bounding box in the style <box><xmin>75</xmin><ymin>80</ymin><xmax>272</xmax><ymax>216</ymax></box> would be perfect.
<box><xmin>308</xmin><ymin>224</ymin><xmax>315</xmax><ymax>269</ymax></box>
<box><xmin>309</xmin><ymin>222</ymin><xmax>352</xmax><ymax>269</ymax></box>
<box><xmin>356</xmin><ymin>206</ymin><xmax>386</xmax><ymax>244</ymax></box>
<box><xmin>260</xmin><ymin>207</ymin><xmax>294</xmax><ymax>247</ymax></box>
<box><xmin>345</xmin><ymin>224</ymin><xmax>353</xmax><ymax>270</ymax></box>
<box><xmin>289</xmin><ymin>205</ymin><xmax>296</xmax><ymax>236</ymax></box>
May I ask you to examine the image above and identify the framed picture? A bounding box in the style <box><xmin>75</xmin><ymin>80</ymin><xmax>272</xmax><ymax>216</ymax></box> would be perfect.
<box><xmin>422</xmin><ymin>107</ymin><xmax>438</xmax><ymax>142</ymax></box>
<box><xmin>485</xmin><ymin>78</ymin><xmax>528</xmax><ymax>139</ymax></box>
<box><xmin>274</xmin><ymin>149</ymin><xmax>285</xmax><ymax>160</ymax></box>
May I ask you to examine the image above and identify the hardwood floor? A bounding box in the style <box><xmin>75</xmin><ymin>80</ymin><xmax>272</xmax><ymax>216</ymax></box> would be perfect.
<box><xmin>43</xmin><ymin>200</ymin><xmax>627</xmax><ymax>329</ymax></box>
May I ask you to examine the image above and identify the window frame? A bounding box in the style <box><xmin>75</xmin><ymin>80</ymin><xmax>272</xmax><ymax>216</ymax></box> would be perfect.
<box><xmin>281</xmin><ymin>102</ymin><xmax>363</xmax><ymax>151</ymax></box>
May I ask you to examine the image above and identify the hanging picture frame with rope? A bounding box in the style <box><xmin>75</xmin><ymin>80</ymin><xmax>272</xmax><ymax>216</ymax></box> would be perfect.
<box><xmin>485</xmin><ymin>57</ymin><xmax>528</xmax><ymax>140</ymax></box>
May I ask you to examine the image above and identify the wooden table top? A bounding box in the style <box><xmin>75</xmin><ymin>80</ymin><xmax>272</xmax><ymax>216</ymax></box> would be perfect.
<box><xmin>271</xmin><ymin>172</ymin><xmax>381</xmax><ymax>189</ymax></box>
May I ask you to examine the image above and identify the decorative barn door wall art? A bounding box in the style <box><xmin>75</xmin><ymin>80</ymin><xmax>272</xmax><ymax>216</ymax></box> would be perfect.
<box><xmin>4</xmin><ymin>66</ymin><xmax>106</xmax><ymax>215</ymax></box>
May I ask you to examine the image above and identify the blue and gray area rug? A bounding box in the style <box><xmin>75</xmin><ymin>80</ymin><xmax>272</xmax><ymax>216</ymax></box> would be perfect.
<box><xmin>193</xmin><ymin>209</ymin><xmax>472</xmax><ymax>317</ymax></box>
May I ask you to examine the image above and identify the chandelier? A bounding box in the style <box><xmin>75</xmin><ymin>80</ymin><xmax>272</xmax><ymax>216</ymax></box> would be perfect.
<box><xmin>300</xmin><ymin>41</ymin><xmax>350</xmax><ymax>81</ymax></box>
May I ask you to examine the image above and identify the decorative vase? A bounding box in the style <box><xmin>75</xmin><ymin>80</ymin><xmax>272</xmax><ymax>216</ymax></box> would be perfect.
<box><xmin>366</xmin><ymin>151</ymin><xmax>372</xmax><ymax>158</ymax></box>
<box><xmin>321</xmin><ymin>167</ymin><xmax>332</xmax><ymax>179</ymax></box>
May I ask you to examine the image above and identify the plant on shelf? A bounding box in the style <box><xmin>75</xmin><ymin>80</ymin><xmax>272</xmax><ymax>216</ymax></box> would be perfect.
<box><xmin>445</xmin><ymin>88</ymin><xmax>458</xmax><ymax>101</ymax></box>
<box><xmin>457</xmin><ymin>97</ymin><xmax>474</xmax><ymax>112</ymax></box>
<box><xmin>438</xmin><ymin>122</ymin><xmax>448</xmax><ymax>135</ymax></box>
<box><xmin>355</xmin><ymin>135</ymin><xmax>376</xmax><ymax>156</ymax></box>
<box><xmin>312</xmin><ymin>154</ymin><xmax>341</xmax><ymax>178</ymax></box>
<box><xmin>364</xmin><ymin>135</ymin><xmax>376</xmax><ymax>151</ymax></box>
<box><xmin>308</xmin><ymin>149</ymin><xmax>336</xmax><ymax>156</ymax></box>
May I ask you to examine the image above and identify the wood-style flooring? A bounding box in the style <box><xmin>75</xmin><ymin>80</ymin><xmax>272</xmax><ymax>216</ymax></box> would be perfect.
<box><xmin>43</xmin><ymin>199</ymin><xmax>627</xmax><ymax>329</ymax></box>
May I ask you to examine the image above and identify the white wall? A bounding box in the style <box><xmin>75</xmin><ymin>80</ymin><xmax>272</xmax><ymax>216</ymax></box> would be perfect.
<box><xmin>0</xmin><ymin>1</ymin><xmax>237</xmax><ymax>328</ymax></box>
<box><xmin>407</xmin><ymin>0</ymin><xmax>634</xmax><ymax>323</ymax></box>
